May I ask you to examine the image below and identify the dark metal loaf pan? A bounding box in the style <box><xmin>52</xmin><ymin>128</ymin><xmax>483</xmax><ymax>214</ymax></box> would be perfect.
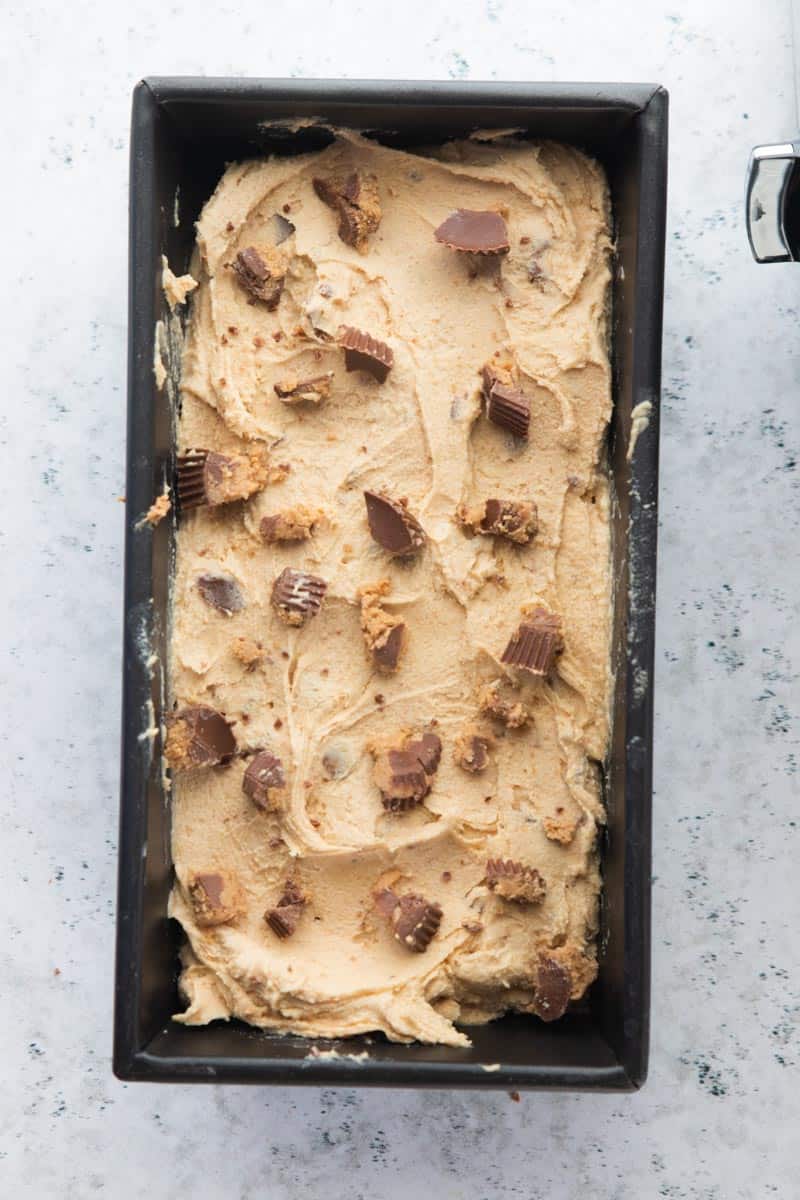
<box><xmin>115</xmin><ymin>78</ymin><xmax>667</xmax><ymax>1090</ymax></box>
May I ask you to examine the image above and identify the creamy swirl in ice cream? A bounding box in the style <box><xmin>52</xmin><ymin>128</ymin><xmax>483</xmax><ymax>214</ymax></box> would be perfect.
<box><xmin>167</xmin><ymin>131</ymin><xmax>612</xmax><ymax>1046</ymax></box>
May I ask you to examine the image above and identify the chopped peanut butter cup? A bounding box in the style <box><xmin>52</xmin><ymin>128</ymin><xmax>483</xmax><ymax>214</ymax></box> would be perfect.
<box><xmin>380</xmin><ymin>750</ymin><xmax>430</xmax><ymax>811</ymax></box>
<box><xmin>187</xmin><ymin>871</ymin><xmax>243</xmax><ymax>928</ymax></box>
<box><xmin>405</xmin><ymin>731</ymin><xmax>442</xmax><ymax>775</ymax></box>
<box><xmin>274</xmin><ymin>373</ymin><xmax>333</xmax><ymax>405</ymax></box>
<box><xmin>265</xmin><ymin>880</ymin><xmax>307</xmax><ymax>939</ymax></box>
<box><xmin>457</xmin><ymin>498</ymin><xmax>538</xmax><ymax>545</ymax></box>
<box><xmin>196</xmin><ymin>572</ymin><xmax>245</xmax><ymax>615</ymax></box>
<box><xmin>372</xmin><ymin>731</ymin><xmax>442</xmax><ymax>811</ymax></box>
<box><xmin>176</xmin><ymin>448</ymin><xmax>269</xmax><ymax>510</ymax></box>
<box><xmin>313</xmin><ymin>171</ymin><xmax>382</xmax><ymax>251</ymax></box>
<box><xmin>532</xmin><ymin>957</ymin><xmax>572</xmax><ymax>1022</ymax></box>
<box><xmin>478</xmin><ymin>678</ymin><xmax>531</xmax><ymax>729</ymax></box>
<box><xmin>233</xmin><ymin>245</ymin><xmax>286</xmax><ymax>308</ymax></box>
<box><xmin>364</xmin><ymin>491</ymin><xmax>425</xmax><ymax>557</ymax></box>
<box><xmin>501</xmin><ymin>608</ymin><xmax>564</xmax><ymax>677</ymax></box>
<box><xmin>434</xmin><ymin>210</ymin><xmax>510</xmax><ymax>255</ymax></box>
<box><xmin>486</xmin><ymin>383</ymin><xmax>530</xmax><ymax>440</ymax></box>
<box><xmin>260</xmin><ymin>505</ymin><xmax>320</xmax><ymax>544</ymax></box>
<box><xmin>242</xmin><ymin>751</ymin><xmax>286</xmax><ymax>811</ymax></box>
<box><xmin>390</xmin><ymin>893</ymin><xmax>443</xmax><ymax>952</ymax></box>
<box><xmin>485</xmin><ymin>858</ymin><xmax>546</xmax><ymax>904</ymax></box>
<box><xmin>271</xmin><ymin>567</ymin><xmax>327</xmax><ymax>626</ymax></box>
<box><xmin>338</xmin><ymin>326</ymin><xmax>393</xmax><ymax>382</ymax></box>
<box><xmin>454</xmin><ymin>727</ymin><xmax>493</xmax><ymax>774</ymax></box>
<box><xmin>165</xmin><ymin>706</ymin><xmax>237</xmax><ymax>770</ymax></box>
<box><xmin>359</xmin><ymin>580</ymin><xmax>407</xmax><ymax>673</ymax></box>
<box><xmin>373</xmin><ymin>623</ymin><xmax>405</xmax><ymax>672</ymax></box>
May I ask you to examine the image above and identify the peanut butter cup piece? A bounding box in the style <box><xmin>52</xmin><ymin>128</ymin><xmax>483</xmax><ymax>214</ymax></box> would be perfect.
<box><xmin>265</xmin><ymin>879</ymin><xmax>307</xmax><ymax>939</ymax></box>
<box><xmin>372</xmin><ymin>624</ymin><xmax>405</xmax><ymax>673</ymax></box>
<box><xmin>187</xmin><ymin>871</ymin><xmax>244</xmax><ymax>928</ymax></box>
<box><xmin>405</xmin><ymin>731</ymin><xmax>442</xmax><ymax>775</ymax></box>
<box><xmin>542</xmin><ymin>811</ymin><xmax>579</xmax><ymax>846</ymax></box>
<box><xmin>485</xmin><ymin>858</ymin><xmax>546</xmax><ymax>904</ymax></box>
<box><xmin>165</xmin><ymin>706</ymin><xmax>237</xmax><ymax>770</ymax></box>
<box><xmin>364</xmin><ymin>491</ymin><xmax>425</xmax><ymax>557</ymax></box>
<box><xmin>274</xmin><ymin>373</ymin><xmax>333</xmax><ymax>405</ymax></box>
<box><xmin>196</xmin><ymin>572</ymin><xmax>245</xmax><ymax>615</ymax></box>
<box><xmin>478</xmin><ymin>679</ymin><xmax>531</xmax><ymax>729</ymax></box>
<box><xmin>313</xmin><ymin>171</ymin><xmax>381</xmax><ymax>251</ymax></box>
<box><xmin>338</xmin><ymin>326</ymin><xmax>393</xmax><ymax>383</ymax></box>
<box><xmin>532</xmin><ymin>957</ymin><xmax>572</xmax><ymax>1022</ymax></box>
<box><xmin>481</xmin><ymin>356</ymin><xmax>515</xmax><ymax>401</ymax></box>
<box><xmin>260</xmin><ymin>505</ymin><xmax>321</xmax><ymax>543</ymax></box>
<box><xmin>457</xmin><ymin>498</ymin><xmax>538</xmax><ymax>545</ymax></box>
<box><xmin>376</xmin><ymin>749</ymin><xmax>430</xmax><ymax>812</ymax></box>
<box><xmin>359</xmin><ymin>581</ymin><xmax>406</xmax><ymax>674</ymax></box>
<box><xmin>486</xmin><ymin>384</ymin><xmax>530</xmax><ymax>440</ymax></box>
<box><xmin>390</xmin><ymin>893</ymin><xmax>443</xmax><ymax>952</ymax></box>
<box><xmin>233</xmin><ymin>245</ymin><xmax>286</xmax><ymax>309</ymax></box>
<box><xmin>372</xmin><ymin>731</ymin><xmax>442</xmax><ymax>811</ymax></box>
<box><xmin>271</xmin><ymin>567</ymin><xmax>327</xmax><ymax>626</ymax></box>
<box><xmin>175</xmin><ymin>451</ymin><xmax>209</xmax><ymax>510</ymax></box>
<box><xmin>176</xmin><ymin>448</ymin><xmax>269</xmax><ymax>510</ymax></box>
<box><xmin>501</xmin><ymin>608</ymin><xmax>564</xmax><ymax>677</ymax></box>
<box><xmin>243</xmin><ymin>751</ymin><xmax>287</xmax><ymax>811</ymax></box>
<box><xmin>434</xmin><ymin>210</ymin><xmax>510</xmax><ymax>255</ymax></box>
<box><xmin>231</xmin><ymin>636</ymin><xmax>264</xmax><ymax>670</ymax></box>
<box><xmin>454</xmin><ymin>727</ymin><xmax>493</xmax><ymax>774</ymax></box>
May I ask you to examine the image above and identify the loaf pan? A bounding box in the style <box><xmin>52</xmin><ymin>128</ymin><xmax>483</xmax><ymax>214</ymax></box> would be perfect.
<box><xmin>115</xmin><ymin>78</ymin><xmax>667</xmax><ymax>1090</ymax></box>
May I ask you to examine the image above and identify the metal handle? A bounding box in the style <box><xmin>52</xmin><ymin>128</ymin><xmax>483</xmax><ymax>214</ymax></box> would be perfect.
<box><xmin>746</xmin><ymin>142</ymin><xmax>800</xmax><ymax>263</ymax></box>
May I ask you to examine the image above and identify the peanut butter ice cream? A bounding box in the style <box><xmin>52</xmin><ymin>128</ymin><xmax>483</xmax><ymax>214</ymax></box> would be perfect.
<box><xmin>166</xmin><ymin>131</ymin><xmax>613</xmax><ymax>1046</ymax></box>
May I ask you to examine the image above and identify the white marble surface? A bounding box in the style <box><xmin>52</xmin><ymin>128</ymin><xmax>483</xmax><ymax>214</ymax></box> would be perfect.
<box><xmin>3</xmin><ymin>0</ymin><xmax>800</xmax><ymax>1195</ymax></box>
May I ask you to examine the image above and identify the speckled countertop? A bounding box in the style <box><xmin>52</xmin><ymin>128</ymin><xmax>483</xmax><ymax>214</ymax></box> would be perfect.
<box><xmin>3</xmin><ymin>0</ymin><xmax>799</xmax><ymax>1196</ymax></box>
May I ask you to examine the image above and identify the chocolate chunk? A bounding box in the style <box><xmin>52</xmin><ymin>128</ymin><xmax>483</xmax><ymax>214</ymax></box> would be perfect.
<box><xmin>390</xmin><ymin>893</ymin><xmax>443</xmax><ymax>952</ymax></box>
<box><xmin>532</xmin><ymin>957</ymin><xmax>572</xmax><ymax>1022</ymax></box>
<box><xmin>313</xmin><ymin>172</ymin><xmax>382</xmax><ymax>250</ymax></box>
<box><xmin>242</xmin><ymin>751</ymin><xmax>286</xmax><ymax>811</ymax></box>
<box><xmin>339</xmin><ymin>326</ymin><xmax>393</xmax><ymax>383</ymax></box>
<box><xmin>454</xmin><ymin>728</ymin><xmax>492</xmax><ymax>774</ymax></box>
<box><xmin>233</xmin><ymin>245</ymin><xmax>286</xmax><ymax>308</ymax></box>
<box><xmin>196</xmin><ymin>572</ymin><xmax>245</xmax><ymax>615</ymax></box>
<box><xmin>372</xmin><ymin>623</ymin><xmax>406</xmax><ymax>673</ymax></box>
<box><xmin>265</xmin><ymin>880</ymin><xmax>307</xmax><ymax>939</ymax></box>
<box><xmin>270</xmin><ymin>212</ymin><xmax>296</xmax><ymax>245</ymax></box>
<box><xmin>271</xmin><ymin>567</ymin><xmax>327</xmax><ymax>626</ymax></box>
<box><xmin>165</xmin><ymin>706</ymin><xmax>237</xmax><ymax>770</ymax></box>
<box><xmin>486</xmin><ymin>383</ymin><xmax>530</xmax><ymax>440</ymax></box>
<box><xmin>259</xmin><ymin>505</ymin><xmax>320</xmax><ymax>543</ymax></box>
<box><xmin>501</xmin><ymin>608</ymin><xmax>564</xmax><ymax>677</ymax></box>
<box><xmin>176</xmin><ymin>448</ymin><xmax>269</xmax><ymax>510</ymax></box>
<box><xmin>187</xmin><ymin>871</ymin><xmax>243</xmax><ymax>927</ymax></box>
<box><xmin>457</xmin><ymin>498</ymin><xmax>538</xmax><ymax>545</ymax></box>
<box><xmin>364</xmin><ymin>491</ymin><xmax>425</xmax><ymax>557</ymax></box>
<box><xmin>486</xmin><ymin>858</ymin><xmax>546</xmax><ymax>904</ymax></box>
<box><xmin>405</xmin><ymin>732</ymin><xmax>442</xmax><ymax>775</ymax></box>
<box><xmin>274</xmin><ymin>373</ymin><xmax>333</xmax><ymax>405</ymax></box>
<box><xmin>528</xmin><ymin>257</ymin><xmax>546</xmax><ymax>284</ymax></box>
<box><xmin>434</xmin><ymin>210</ymin><xmax>510</xmax><ymax>255</ymax></box>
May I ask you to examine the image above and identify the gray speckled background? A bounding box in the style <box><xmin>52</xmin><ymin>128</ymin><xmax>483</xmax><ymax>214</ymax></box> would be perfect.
<box><xmin>3</xmin><ymin>0</ymin><xmax>799</xmax><ymax>1195</ymax></box>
